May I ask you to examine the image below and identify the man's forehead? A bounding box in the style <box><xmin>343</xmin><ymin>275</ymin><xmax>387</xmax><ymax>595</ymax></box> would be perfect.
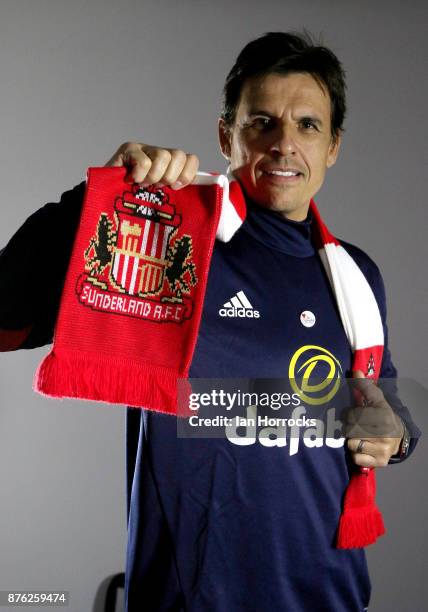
<box><xmin>238</xmin><ymin>72</ymin><xmax>331</xmax><ymax>115</ymax></box>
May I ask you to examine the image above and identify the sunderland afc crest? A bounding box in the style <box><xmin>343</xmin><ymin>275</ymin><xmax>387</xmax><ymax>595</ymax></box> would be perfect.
<box><xmin>76</xmin><ymin>185</ymin><xmax>197</xmax><ymax>323</ymax></box>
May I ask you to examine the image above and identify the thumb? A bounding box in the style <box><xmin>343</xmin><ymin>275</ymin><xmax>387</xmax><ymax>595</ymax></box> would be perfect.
<box><xmin>353</xmin><ymin>369</ymin><xmax>365</xmax><ymax>379</ymax></box>
<box><xmin>352</xmin><ymin>370</ymin><xmax>368</xmax><ymax>401</ymax></box>
<box><xmin>352</xmin><ymin>369</ymin><xmax>382</xmax><ymax>407</ymax></box>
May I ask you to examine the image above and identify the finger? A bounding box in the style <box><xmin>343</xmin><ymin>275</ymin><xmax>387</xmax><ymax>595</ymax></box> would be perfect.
<box><xmin>361</xmin><ymin>410</ymin><xmax>404</xmax><ymax>437</ymax></box>
<box><xmin>159</xmin><ymin>149</ymin><xmax>188</xmax><ymax>186</ymax></box>
<box><xmin>344</xmin><ymin>406</ymin><xmax>390</xmax><ymax>426</ymax></box>
<box><xmin>351</xmin><ymin>372</ymin><xmax>385</xmax><ymax>406</ymax></box>
<box><xmin>347</xmin><ymin>438</ymin><xmax>398</xmax><ymax>467</ymax></box>
<box><xmin>345</xmin><ymin>425</ymin><xmax>404</xmax><ymax>440</ymax></box>
<box><xmin>123</xmin><ymin>150</ymin><xmax>153</xmax><ymax>184</ymax></box>
<box><xmin>107</xmin><ymin>155</ymin><xmax>124</xmax><ymax>167</ymax></box>
<box><xmin>342</xmin><ymin>423</ymin><xmax>373</xmax><ymax>439</ymax></box>
<box><xmin>343</xmin><ymin>405</ymin><xmax>401</xmax><ymax>437</ymax></box>
<box><xmin>341</xmin><ymin>406</ymin><xmax>381</xmax><ymax>437</ymax></box>
<box><xmin>344</xmin><ymin>419</ymin><xmax>402</xmax><ymax>439</ymax></box>
<box><xmin>351</xmin><ymin>452</ymin><xmax>378</xmax><ymax>468</ymax></box>
<box><xmin>104</xmin><ymin>144</ymin><xmax>199</xmax><ymax>187</ymax></box>
<box><xmin>347</xmin><ymin>438</ymin><xmax>375</xmax><ymax>454</ymax></box>
<box><xmin>104</xmin><ymin>143</ymin><xmax>153</xmax><ymax>184</ymax></box>
<box><xmin>347</xmin><ymin>439</ymin><xmax>378</xmax><ymax>468</ymax></box>
<box><xmin>171</xmin><ymin>153</ymin><xmax>199</xmax><ymax>189</ymax></box>
<box><xmin>141</xmin><ymin>148</ymin><xmax>174</xmax><ymax>185</ymax></box>
<box><xmin>105</xmin><ymin>142</ymin><xmax>143</xmax><ymax>167</ymax></box>
<box><xmin>351</xmin><ymin>440</ymin><xmax>378</xmax><ymax>467</ymax></box>
<box><xmin>350</xmin><ymin>371</ymin><xmax>370</xmax><ymax>408</ymax></box>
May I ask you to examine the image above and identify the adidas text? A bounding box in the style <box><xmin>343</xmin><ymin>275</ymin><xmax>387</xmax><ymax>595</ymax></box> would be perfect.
<box><xmin>219</xmin><ymin>307</ymin><xmax>260</xmax><ymax>318</ymax></box>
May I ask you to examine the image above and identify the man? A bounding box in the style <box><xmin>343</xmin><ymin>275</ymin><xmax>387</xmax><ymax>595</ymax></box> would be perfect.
<box><xmin>0</xmin><ymin>32</ymin><xmax>417</xmax><ymax>611</ymax></box>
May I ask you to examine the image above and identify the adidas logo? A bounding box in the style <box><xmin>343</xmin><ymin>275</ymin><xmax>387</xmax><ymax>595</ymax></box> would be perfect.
<box><xmin>219</xmin><ymin>290</ymin><xmax>260</xmax><ymax>318</ymax></box>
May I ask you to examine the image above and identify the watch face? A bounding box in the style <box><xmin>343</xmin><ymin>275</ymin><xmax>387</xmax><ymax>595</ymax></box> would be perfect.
<box><xmin>400</xmin><ymin>426</ymin><xmax>411</xmax><ymax>457</ymax></box>
<box><xmin>389</xmin><ymin>424</ymin><xmax>411</xmax><ymax>463</ymax></box>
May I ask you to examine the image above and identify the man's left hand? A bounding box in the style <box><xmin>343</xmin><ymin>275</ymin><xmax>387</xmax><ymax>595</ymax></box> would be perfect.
<box><xmin>344</xmin><ymin>371</ymin><xmax>404</xmax><ymax>468</ymax></box>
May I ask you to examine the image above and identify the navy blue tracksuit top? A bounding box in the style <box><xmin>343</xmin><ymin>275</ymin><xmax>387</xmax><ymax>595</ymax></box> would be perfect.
<box><xmin>123</xmin><ymin>199</ymin><xmax>412</xmax><ymax>612</ymax></box>
<box><xmin>0</xmin><ymin>183</ymin><xmax>418</xmax><ymax>612</ymax></box>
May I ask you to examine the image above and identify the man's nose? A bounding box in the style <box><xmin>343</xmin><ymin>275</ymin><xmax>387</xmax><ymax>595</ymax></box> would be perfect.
<box><xmin>269</xmin><ymin>123</ymin><xmax>297</xmax><ymax>156</ymax></box>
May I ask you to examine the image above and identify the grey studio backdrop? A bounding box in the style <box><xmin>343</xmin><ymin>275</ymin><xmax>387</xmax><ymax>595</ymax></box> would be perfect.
<box><xmin>0</xmin><ymin>1</ymin><xmax>426</xmax><ymax>611</ymax></box>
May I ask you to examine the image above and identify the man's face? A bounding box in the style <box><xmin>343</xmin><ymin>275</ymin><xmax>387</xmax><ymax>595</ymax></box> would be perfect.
<box><xmin>219</xmin><ymin>72</ymin><xmax>341</xmax><ymax>221</ymax></box>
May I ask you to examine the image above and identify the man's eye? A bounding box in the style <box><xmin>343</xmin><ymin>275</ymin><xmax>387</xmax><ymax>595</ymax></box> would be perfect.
<box><xmin>251</xmin><ymin>117</ymin><xmax>272</xmax><ymax>130</ymax></box>
<box><xmin>301</xmin><ymin>120</ymin><xmax>317</xmax><ymax>130</ymax></box>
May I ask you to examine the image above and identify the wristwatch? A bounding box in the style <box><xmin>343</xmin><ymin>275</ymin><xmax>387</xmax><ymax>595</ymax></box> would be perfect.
<box><xmin>389</xmin><ymin>420</ymin><xmax>411</xmax><ymax>463</ymax></box>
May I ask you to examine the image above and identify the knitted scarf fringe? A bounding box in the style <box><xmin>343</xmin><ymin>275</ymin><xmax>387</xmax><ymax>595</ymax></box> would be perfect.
<box><xmin>34</xmin><ymin>349</ymin><xmax>179</xmax><ymax>414</ymax></box>
<box><xmin>337</xmin><ymin>506</ymin><xmax>386</xmax><ymax>549</ymax></box>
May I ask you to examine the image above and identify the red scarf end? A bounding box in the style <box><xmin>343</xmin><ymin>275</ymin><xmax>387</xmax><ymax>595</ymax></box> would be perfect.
<box><xmin>336</xmin><ymin>507</ymin><xmax>386</xmax><ymax>549</ymax></box>
<box><xmin>33</xmin><ymin>349</ymin><xmax>187</xmax><ymax>415</ymax></box>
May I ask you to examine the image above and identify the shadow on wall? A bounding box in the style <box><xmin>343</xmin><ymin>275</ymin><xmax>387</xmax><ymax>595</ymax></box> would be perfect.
<box><xmin>93</xmin><ymin>573</ymin><xmax>125</xmax><ymax>612</ymax></box>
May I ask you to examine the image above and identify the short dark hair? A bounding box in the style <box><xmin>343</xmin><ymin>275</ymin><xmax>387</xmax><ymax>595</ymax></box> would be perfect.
<box><xmin>221</xmin><ymin>31</ymin><xmax>347</xmax><ymax>141</ymax></box>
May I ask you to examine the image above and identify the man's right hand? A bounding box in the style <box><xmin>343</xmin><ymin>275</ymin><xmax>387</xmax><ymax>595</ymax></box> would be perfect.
<box><xmin>105</xmin><ymin>142</ymin><xmax>199</xmax><ymax>189</ymax></box>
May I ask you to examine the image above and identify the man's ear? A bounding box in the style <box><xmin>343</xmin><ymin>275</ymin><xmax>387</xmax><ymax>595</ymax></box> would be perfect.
<box><xmin>218</xmin><ymin>118</ymin><xmax>232</xmax><ymax>160</ymax></box>
<box><xmin>326</xmin><ymin>133</ymin><xmax>342</xmax><ymax>168</ymax></box>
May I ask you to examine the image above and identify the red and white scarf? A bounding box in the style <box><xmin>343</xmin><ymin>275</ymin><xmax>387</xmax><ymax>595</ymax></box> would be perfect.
<box><xmin>34</xmin><ymin>166</ymin><xmax>385</xmax><ymax>548</ymax></box>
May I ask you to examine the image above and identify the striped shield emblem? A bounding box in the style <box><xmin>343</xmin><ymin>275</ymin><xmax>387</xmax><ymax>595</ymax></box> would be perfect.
<box><xmin>111</xmin><ymin>209</ymin><xmax>177</xmax><ymax>296</ymax></box>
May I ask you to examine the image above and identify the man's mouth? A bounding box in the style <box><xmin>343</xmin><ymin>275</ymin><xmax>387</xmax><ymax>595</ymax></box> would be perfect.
<box><xmin>262</xmin><ymin>168</ymin><xmax>303</xmax><ymax>180</ymax></box>
<box><xmin>268</xmin><ymin>170</ymin><xmax>299</xmax><ymax>176</ymax></box>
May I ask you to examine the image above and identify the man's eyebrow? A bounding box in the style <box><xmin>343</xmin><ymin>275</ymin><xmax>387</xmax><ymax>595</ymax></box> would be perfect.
<box><xmin>246</xmin><ymin>110</ymin><xmax>276</xmax><ymax>118</ymax></box>
<box><xmin>245</xmin><ymin>111</ymin><xmax>324</xmax><ymax>127</ymax></box>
